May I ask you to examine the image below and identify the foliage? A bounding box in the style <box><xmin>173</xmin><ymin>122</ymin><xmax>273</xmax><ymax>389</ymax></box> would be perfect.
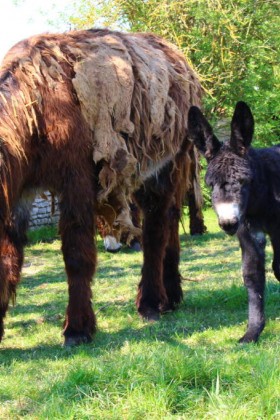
<box><xmin>65</xmin><ymin>0</ymin><xmax>280</xmax><ymax>146</ymax></box>
<box><xmin>1</xmin><ymin>209</ymin><xmax>280</xmax><ymax>418</ymax></box>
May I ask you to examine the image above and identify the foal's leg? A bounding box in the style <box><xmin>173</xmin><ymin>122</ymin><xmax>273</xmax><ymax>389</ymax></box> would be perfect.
<box><xmin>270</xmin><ymin>233</ymin><xmax>280</xmax><ymax>282</ymax></box>
<box><xmin>59</xmin><ymin>179</ymin><xmax>97</xmax><ymax>346</ymax></box>
<box><xmin>162</xmin><ymin>201</ymin><xmax>183</xmax><ymax>312</ymax></box>
<box><xmin>237</xmin><ymin>226</ymin><xmax>266</xmax><ymax>343</ymax></box>
<box><xmin>0</xmin><ymin>203</ymin><xmax>30</xmax><ymax>341</ymax></box>
<box><xmin>135</xmin><ymin>183</ymin><xmax>173</xmax><ymax>320</ymax></box>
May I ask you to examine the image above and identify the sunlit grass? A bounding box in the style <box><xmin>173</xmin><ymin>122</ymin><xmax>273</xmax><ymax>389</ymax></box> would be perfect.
<box><xmin>0</xmin><ymin>208</ymin><xmax>279</xmax><ymax>419</ymax></box>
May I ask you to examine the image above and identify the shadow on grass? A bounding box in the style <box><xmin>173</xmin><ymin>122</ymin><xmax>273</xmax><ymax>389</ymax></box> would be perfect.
<box><xmin>21</xmin><ymin>263</ymin><xmax>142</xmax><ymax>291</ymax></box>
<box><xmin>1</xmin><ymin>227</ymin><xmax>278</xmax><ymax>362</ymax></box>
<box><xmin>181</xmin><ymin>230</ymin><xmax>225</xmax><ymax>242</ymax></box>
<box><xmin>22</xmin><ymin>229</ymin><xmax>234</xmax><ymax>290</ymax></box>
<box><xmin>1</xmin><ymin>278</ymin><xmax>279</xmax><ymax>365</ymax></box>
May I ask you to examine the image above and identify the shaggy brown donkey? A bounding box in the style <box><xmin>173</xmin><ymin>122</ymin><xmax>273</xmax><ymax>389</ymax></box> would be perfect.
<box><xmin>0</xmin><ymin>29</ymin><xmax>201</xmax><ymax>346</ymax></box>
<box><xmin>189</xmin><ymin>101</ymin><xmax>280</xmax><ymax>342</ymax></box>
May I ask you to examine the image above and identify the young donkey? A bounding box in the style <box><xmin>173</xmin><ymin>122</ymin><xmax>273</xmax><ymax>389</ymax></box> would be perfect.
<box><xmin>188</xmin><ymin>101</ymin><xmax>280</xmax><ymax>343</ymax></box>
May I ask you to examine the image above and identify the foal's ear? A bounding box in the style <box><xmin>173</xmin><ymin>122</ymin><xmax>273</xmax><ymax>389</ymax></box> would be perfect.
<box><xmin>188</xmin><ymin>106</ymin><xmax>221</xmax><ymax>161</ymax></box>
<box><xmin>230</xmin><ymin>101</ymin><xmax>254</xmax><ymax>156</ymax></box>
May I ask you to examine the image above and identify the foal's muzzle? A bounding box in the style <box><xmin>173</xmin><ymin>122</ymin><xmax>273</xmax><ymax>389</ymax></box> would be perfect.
<box><xmin>219</xmin><ymin>219</ymin><xmax>239</xmax><ymax>235</ymax></box>
<box><xmin>215</xmin><ymin>202</ymin><xmax>240</xmax><ymax>236</ymax></box>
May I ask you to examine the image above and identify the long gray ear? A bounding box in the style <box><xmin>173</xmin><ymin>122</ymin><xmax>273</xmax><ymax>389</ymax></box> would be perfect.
<box><xmin>188</xmin><ymin>106</ymin><xmax>221</xmax><ymax>161</ymax></box>
<box><xmin>230</xmin><ymin>101</ymin><xmax>254</xmax><ymax>155</ymax></box>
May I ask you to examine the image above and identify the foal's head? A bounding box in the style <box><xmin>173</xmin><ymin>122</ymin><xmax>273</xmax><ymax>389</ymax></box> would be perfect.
<box><xmin>188</xmin><ymin>102</ymin><xmax>254</xmax><ymax>235</ymax></box>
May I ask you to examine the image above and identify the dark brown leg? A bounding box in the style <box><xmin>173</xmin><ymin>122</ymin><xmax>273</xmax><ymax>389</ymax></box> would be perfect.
<box><xmin>162</xmin><ymin>203</ymin><xmax>183</xmax><ymax>312</ymax></box>
<box><xmin>127</xmin><ymin>201</ymin><xmax>142</xmax><ymax>251</ymax></box>
<box><xmin>59</xmin><ymin>176</ymin><xmax>97</xmax><ymax>346</ymax></box>
<box><xmin>135</xmin><ymin>168</ymin><xmax>174</xmax><ymax>320</ymax></box>
<box><xmin>0</xmin><ymin>203</ymin><xmax>29</xmax><ymax>342</ymax></box>
<box><xmin>187</xmin><ymin>190</ymin><xmax>206</xmax><ymax>235</ymax></box>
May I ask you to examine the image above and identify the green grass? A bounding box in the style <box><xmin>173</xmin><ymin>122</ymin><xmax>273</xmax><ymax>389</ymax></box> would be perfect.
<box><xmin>1</xmin><ymin>209</ymin><xmax>280</xmax><ymax>419</ymax></box>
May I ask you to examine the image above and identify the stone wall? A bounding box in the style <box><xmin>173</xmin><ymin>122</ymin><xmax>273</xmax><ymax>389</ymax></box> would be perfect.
<box><xmin>29</xmin><ymin>192</ymin><xmax>60</xmax><ymax>229</ymax></box>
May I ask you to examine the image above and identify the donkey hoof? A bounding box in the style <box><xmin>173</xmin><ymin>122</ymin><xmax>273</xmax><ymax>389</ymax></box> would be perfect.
<box><xmin>64</xmin><ymin>333</ymin><xmax>92</xmax><ymax>347</ymax></box>
<box><xmin>139</xmin><ymin>308</ymin><xmax>160</xmax><ymax>322</ymax></box>
<box><xmin>129</xmin><ymin>240</ymin><xmax>141</xmax><ymax>252</ymax></box>
<box><xmin>160</xmin><ymin>303</ymin><xmax>174</xmax><ymax>314</ymax></box>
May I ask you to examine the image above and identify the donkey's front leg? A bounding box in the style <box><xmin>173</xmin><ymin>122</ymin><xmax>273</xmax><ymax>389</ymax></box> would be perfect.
<box><xmin>135</xmin><ymin>186</ymin><xmax>171</xmax><ymax>321</ymax></box>
<box><xmin>0</xmin><ymin>204</ymin><xmax>29</xmax><ymax>342</ymax></box>
<box><xmin>60</xmin><ymin>188</ymin><xmax>97</xmax><ymax>346</ymax></box>
<box><xmin>0</xmin><ymin>230</ymin><xmax>25</xmax><ymax>341</ymax></box>
<box><xmin>237</xmin><ymin>226</ymin><xmax>266</xmax><ymax>343</ymax></box>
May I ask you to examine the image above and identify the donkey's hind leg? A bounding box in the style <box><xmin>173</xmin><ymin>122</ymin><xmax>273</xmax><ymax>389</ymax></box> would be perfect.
<box><xmin>161</xmin><ymin>201</ymin><xmax>183</xmax><ymax>312</ymax></box>
<box><xmin>135</xmin><ymin>171</ymin><xmax>175</xmax><ymax>320</ymax></box>
<box><xmin>237</xmin><ymin>226</ymin><xmax>266</xmax><ymax>343</ymax></box>
<box><xmin>0</xmin><ymin>202</ymin><xmax>30</xmax><ymax>342</ymax></box>
<box><xmin>59</xmin><ymin>179</ymin><xmax>97</xmax><ymax>346</ymax></box>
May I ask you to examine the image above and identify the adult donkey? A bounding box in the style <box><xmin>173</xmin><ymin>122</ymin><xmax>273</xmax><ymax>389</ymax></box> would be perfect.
<box><xmin>188</xmin><ymin>101</ymin><xmax>279</xmax><ymax>343</ymax></box>
<box><xmin>0</xmin><ymin>29</ymin><xmax>201</xmax><ymax>346</ymax></box>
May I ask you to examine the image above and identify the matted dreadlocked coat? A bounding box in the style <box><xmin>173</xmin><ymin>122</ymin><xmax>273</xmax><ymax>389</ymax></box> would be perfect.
<box><xmin>0</xmin><ymin>28</ymin><xmax>202</xmax><ymax>236</ymax></box>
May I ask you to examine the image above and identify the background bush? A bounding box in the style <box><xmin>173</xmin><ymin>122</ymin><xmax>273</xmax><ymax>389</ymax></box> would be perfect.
<box><xmin>66</xmin><ymin>0</ymin><xmax>280</xmax><ymax>146</ymax></box>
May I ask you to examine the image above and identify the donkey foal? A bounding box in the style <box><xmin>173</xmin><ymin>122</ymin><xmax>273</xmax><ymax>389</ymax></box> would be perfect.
<box><xmin>188</xmin><ymin>101</ymin><xmax>280</xmax><ymax>343</ymax></box>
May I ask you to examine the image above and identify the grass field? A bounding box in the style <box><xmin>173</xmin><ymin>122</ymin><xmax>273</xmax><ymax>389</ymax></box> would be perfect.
<box><xmin>0</xmin><ymin>209</ymin><xmax>280</xmax><ymax>419</ymax></box>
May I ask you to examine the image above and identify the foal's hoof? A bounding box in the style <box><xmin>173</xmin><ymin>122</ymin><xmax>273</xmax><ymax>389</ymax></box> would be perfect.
<box><xmin>238</xmin><ymin>324</ymin><xmax>264</xmax><ymax>343</ymax></box>
<box><xmin>238</xmin><ymin>332</ymin><xmax>259</xmax><ymax>344</ymax></box>
<box><xmin>139</xmin><ymin>308</ymin><xmax>160</xmax><ymax>322</ymax></box>
<box><xmin>64</xmin><ymin>333</ymin><xmax>92</xmax><ymax>347</ymax></box>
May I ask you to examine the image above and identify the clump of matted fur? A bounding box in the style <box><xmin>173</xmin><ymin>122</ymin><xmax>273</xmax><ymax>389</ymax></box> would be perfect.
<box><xmin>0</xmin><ymin>28</ymin><xmax>202</xmax><ymax>234</ymax></box>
